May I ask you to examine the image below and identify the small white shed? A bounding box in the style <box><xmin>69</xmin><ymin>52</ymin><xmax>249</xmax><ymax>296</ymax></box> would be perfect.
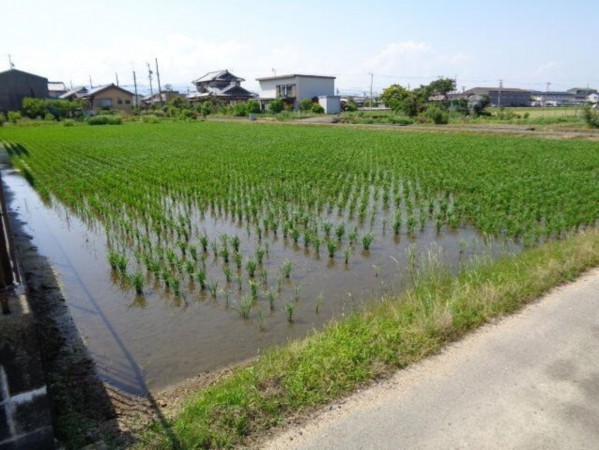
<box><xmin>318</xmin><ymin>95</ymin><xmax>341</xmax><ymax>114</ymax></box>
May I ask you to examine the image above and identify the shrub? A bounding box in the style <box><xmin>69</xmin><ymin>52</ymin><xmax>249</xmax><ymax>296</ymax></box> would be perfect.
<box><xmin>300</xmin><ymin>98</ymin><xmax>313</xmax><ymax>112</ymax></box>
<box><xmin>63</xmin><ymin>119</ymin><xmax>75</xmax><ymax>127</ymax></box>
<box><xmin>582</xmin><ymin>106</ymin><xmax>599</xmax><ymax>128</ymax></box>
<box><xmin>311</xmin><ymin>103</ymin><xmax>325</xmax><ymax>114</ymax></box>
<box><xmin>0</xmin><ymin>113</ymin><xmax>6</xmax><ymax>127</ymax></box>
<box><xmin>423</xmin><ymin>106</ymin><xmax>449</xmax><ymax>124</ymax></box>
<box><xmin>268</xmin><ymin>99</ymin><xmax>284</xmax><ymax>114</ymax></box>
<box><xmin>86</xmin><ymin>115</ymin><xmax>122</xmax><ymax>125</ymax></box>
<box><xmin>141</xmin><ymin>114</ymin><xmax>161</xmax><ymax>124</ymax></box>
<box><xmin>7</xmin><ymin>111</ymin><xmax>21</xmax><ymax>124</ymax></box>
<box><xmin>233</xmin><ymin>103</ymin><xmax>247</xmax><ymax>117</ymax></box>
<box><xmin>246</xmin><ymin>100</ymin><xmax>261</xmax><ymax>114</ymax></box>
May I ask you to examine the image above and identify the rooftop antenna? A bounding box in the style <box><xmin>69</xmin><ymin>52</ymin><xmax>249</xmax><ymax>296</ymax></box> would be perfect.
<box><xmin>115</xmin><ymin>72</ymin><xmax>120</xmax><ymax>87</ymax></box>
<box><xmin>8</xmin><ymin>54</ymin><xmax>15</xmax><ymax>69</ymax></box>
<box><xmin>89</xmin><ymin>75</ymin><xmax>93</xmax><ymax>89</ymax></box>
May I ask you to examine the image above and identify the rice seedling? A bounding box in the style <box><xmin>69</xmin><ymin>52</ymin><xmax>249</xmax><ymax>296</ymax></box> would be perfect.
<box><xmin>344</xmin><ymin>248</ymin><xmax>352</xmax><ymax>265</ymax></box>
<box><xmin>256</xmin><ymin>310</ymin><xmax>265</xmax><ymax>332</ymax></box>
<box><xmin>223</xmin><ymin>266</ymin><xmax>232</xmax><ymax>283</ymax></box>
<box><xmin>199</xmin><ymin>234</ymin><xmax>209</xmax><ymax>253</ymax></box>
<box><xmin>231</xmin><ymin>235</ymin><xmax>241</xmax><ymax>253</ymax></box>
<box><xmin>237</xmin><ymin>295</ymin><xmax>253</xmax><ymax>319</ymax></box>
<box><xmin>267</xmin><ymin>290</ymin><xmax>276</xmax><ymax>311</ymax></box>
<box><xmin>315</xmin><ymin>292</ymin><xmax>324</xmax><ymax>313</ymax></box>
<box><xmin>293</xmin><ymin>284</ymin><xmax>301</xmax><ymax>302</ymax></box>
<box><xmin>207</xmin><ymin>280</ymin><xmax>219</xmax><ymax>299</ymax></box>
<box><xmin>246</xmin><ymin>259</ymin><xmax>257</xmax><ymax>278</ymax></box>
<box><xmin>256</xmin><ymin>246</ymin><xmax>266</xmax><ymax>265</ymax></box>
<box><xmin>280</xmin><ymin>259</ymin><xmax>294</xmax><ymax>278</ymax></box>
<box><xmin>326</xmin><ymin>239</ymin><xmax>338</xmax><ymax>258</ymax></box>
<box><xmin>196</xmin><ymin>269</ymin><xmax>207</xmax><ymax>290</ymax></box>
<box><xmin>131</xmin><ymin>271</ymin><xmax>144</xmax><ymax>295</ymax></box>
<box><xmin>249</xmin><ymin>280</ymin><xmax>259</xmax><ymax>300</ymax></box>
<box><xmin>284</xmin><ymin>301</ymin><xmax>296</xmax><ymax>322</ymax></box>
<box><xmin>233</xmin><ymin>252</ymin><xmax>243</xmax><ymax>271</ymax></box>
<box><xmin>362</xmin><ymin>232</ymin><xmax>374</xmax><ymax>251</ymax></box>
<box><xmin>335</xmin><ymin>222</ymin><xmax>345</xmax><ymax>241</ymax></box>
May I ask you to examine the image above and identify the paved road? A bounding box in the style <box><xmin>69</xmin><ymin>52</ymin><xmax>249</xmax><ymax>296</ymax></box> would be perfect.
<box><xmin>263</xmin><ymin>268</ymin><xmax>599</xmax><ymax>449</ymax></box>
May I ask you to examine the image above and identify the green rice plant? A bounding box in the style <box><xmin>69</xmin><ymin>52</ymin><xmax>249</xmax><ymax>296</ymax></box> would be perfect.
<box><xmin>131</xmin><ymin>272</ymin><xmax>144</xmax><ymax>295</ymax></box>
<box><xmin>172</xmin><ymin>278</ymin><xmax>181</xmax><ymax>296</ymax></box>
<box><xmin>246</xmin><ymin>259</ymin><xmax>257</xmax><ymax>278</ymax></box>
<box><xmin>249</xmin><ymin>280</ymin><xmax>259</xmax><ymax>300</ymax></box>
<box><xmin>315</xmin><ymin>292</ymin><xmax>324</xmax><ymax>313</ymax></box>
<box><xmin>293</xmin><ymin>284</ymin><xmax>301</xmax><ymax>302</ymax></box>
<box><xmin>256</xmin><ymin>246</ymin><xmax>266</xmax><ymax>264</ymax></box>
<box><xmin>233</xmin><ymin>252</ymin><xmax>243</xmax><ymax>270</ymax></box>
<box><xmin>107</xmin><ymin>250</ymin><xmax>120</xmax><ymax>271</ymax></box>
<box><xmin>189</xmin><ymin>245</ymin><xmax>198</xmax><ymax>261</ymax></box>
<box><xmin>223</xmin><ymin>265</ymin><xmax>232</xmax><ymax>283</ymax></box>
<box><xmin>231</xmin><ymin>235</ymin><xmax>241</xmax><ymax>253</ymax></box>
<box><xmin>291</xmin><ymin>227</ymin><xmax>300</xmax><ymax>244</ymax></box>
<box><xmin>237</xmin><ymin>295</ymin><xmax>253</xmax><ymax>319</ymax></box>
<box><xmin>116</xmin><ymin>254</ymin><xmax>128</xmax><ymax>275</ymax></box>
<box><xmin>362</xmin><ymin>232</ymin><xmax>374</xmax><ymax>250</ymax></box>
<box><xmin>326</xmin><ymin>239</ymin><xmax>338</xmax><ymax>258</ymax></box>
<box><xmin>211</xmin><ymin>240</ymin><xmax>219</xmax><ymax>257</ymax></box>
<box><xmin>196</xmin><ymin>269</ymin><xmax>207</xmax><ymax>290</ymax></box>
<box><xmin>208</xmin><ymin>280</ymin><xmax>219</xmax><ymax>299</ymax></box>
<box><xmin>393</xmin><ymin>210</ymin><xmax>402</xmax><ymax>235</ymax></box>
<box><xmin>344</xmin><ymin>248</ymin><xmax>352</xmax><ymax>265</ymax></box>
<box><xmin>219</xmin><ymin>244</ymin><xmax>230</xmax><ymax>264</ymax></box>
<box><xmin>335</xmin><ymin>222</ymin><xmax>345</xmax><ymax>241</ymax></box>
<box><xmin>199</xmin><ymin>234</ymin><xmax>209</xmax><ymax>253</ymax></box>
<box><xmin>260</xmin><ymin>269</ymin><xmax>268</xmax><ymax>287</ymax></box>
<box><xmin>256</xmin><ymin>310</ymin><xmax>265</xmax><ymax>332</ymax></box>
<box><xmin>280</xmin><ymin>259</ymin><xmax>294</xmax><ymax>278</ymax></box>
<box><xmin>323</xmin><ymin>221</ymin><xmax>333</xmax><ymax>238</ymax></box>
<box><xmin>284</xmin><ymin>300</ymin><xmax>296</xmax><ymax>322</ymax></box>
<box><xmin>313</xmin><ymin>237</ymin><xmax>321</xmax><ymax>254</ymax></box>
<box><xmin>267</xmin><ymin>290</ymin><xmax>277</xmax><ymax>311</ymax></box>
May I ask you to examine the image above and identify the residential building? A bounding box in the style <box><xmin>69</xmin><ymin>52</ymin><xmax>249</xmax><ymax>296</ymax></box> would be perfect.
<box><xmin>80</xmin><ymin>84</ymin><xmax>134</xmax><ymax>112</ymax></box>
<box><xmin>567</xmin><ymin>87</ymin><xmax>597</xmax><ymax>103</ymax></box>
<box><xmin>462</xmin><ymin>87</ymin><xmax>531</xmax><ymax>107</ymax></box>
<box><xmin>59</xmin><ymin>86</ymin><xmax>88</xmax><ymax>101</ymax></box>
<box><xmin>0</xmin><ymin>68</ymin><xmax>48</xmax><ymax>113</ymax></box>
<box><xmin>256</xmin><ymin>74</ymin><xmax>336</xmax><ymax>110</ymax></box>
<box><xmin>187</xmin><ymin>70</ymin><xmax>255</xmax><ymax>104</ymax></box>
<box><xmin>530</xmin><ymin>91</ymin><xmax>577</xmax><ymax>106</ymax></box>
<box><xmin>48</xmin><ymin>81</ymin><xmax>68</xmax><ymax>99</ymax></box>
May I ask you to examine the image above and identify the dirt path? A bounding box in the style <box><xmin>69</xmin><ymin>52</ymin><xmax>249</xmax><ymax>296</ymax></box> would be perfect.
<box><xmin>261</xmin><ymin>267</ymin><xmax>599</xmax><ymax>449</ymax></box>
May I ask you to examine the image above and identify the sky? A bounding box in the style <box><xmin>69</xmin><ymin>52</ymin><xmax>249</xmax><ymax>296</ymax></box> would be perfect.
<box><xmin>3</xmin><ymin>0</ymin><xmax>598</xmax><ymax>95</ymax></box>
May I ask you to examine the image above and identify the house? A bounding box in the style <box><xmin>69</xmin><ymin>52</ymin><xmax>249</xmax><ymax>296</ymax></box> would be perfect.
<box><xmin>80</xmin><ymin>84</ymin><xmax>134</xmax><ymax>112</ymax></box>
<box><xmin>567</xmin><ymin>87</ymin><xmax>597</xmax><ymax>104</ymax></box>
<box><xmin>48</xmin><ymin>81</ymin><xmax>68</xmax><ymax>99</ymax></box>
<box><xmin>141</xmin><ymin>90</ymin><xmax>186</xmax><ymax>108</ymax></box>
<box><xmin>587</xmin><ymin>93</ymin><xmax>599</xmax><ymax>105</ymax></box>
<box><xmin>59</xmin><ymin>86</ymin><xmax>88</xmax><ymax>101</ymax></box>
<box><xmin>0</xmin><ymin>68</ymin><xmax>48</xmax><ymax>113</ymax></box>
<box><xmin>530</xmin><ymin>91</ymin><xmax>577</xmax><ymax>107</ymax></box>
<box><xmin>462</xmin><ymin>87</ymin><xmax>531</xmax><ymax>107</ymax></box>
<box><xmin>187</xmin><ymin>70</ymin><xmax>256</xmax><ymax>104</ymax></box>
<box><xmin>256</xmin><ymin>74</ymin><xmax>336</xmax><ymax>110</ymax></box>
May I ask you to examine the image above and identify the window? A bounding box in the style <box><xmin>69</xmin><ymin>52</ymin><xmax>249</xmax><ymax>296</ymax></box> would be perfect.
<box><xmin>117</xmin><ymin>99</ymin><xmax>123</xmax><ymax>105</ymax></box>
<box><xmin>99</xmin><ymin>98</ymin><xmax>112</xmax><ymax>108</ymax></box>
<box><xmin>125</xmin><ymin>100</ymin><xmax>131</xmax><ymax>105</ymax></box>
<box><xmin>276</xmin><ymin>84</ymin><xmax>296</xmax><ymax>98</ymax></box>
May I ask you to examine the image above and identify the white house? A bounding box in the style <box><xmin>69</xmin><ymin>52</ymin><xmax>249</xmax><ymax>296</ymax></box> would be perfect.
<box><xmin>256</xmin><ymin>74</ymin><xmax>336</xmax><ymax>111</ymax></box>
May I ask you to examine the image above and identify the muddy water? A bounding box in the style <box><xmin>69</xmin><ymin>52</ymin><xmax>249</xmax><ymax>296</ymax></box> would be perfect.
<box><xmin>1</xmin><ymin>169</ymin><xmax>518</xmax><ymax>395</ymax></box>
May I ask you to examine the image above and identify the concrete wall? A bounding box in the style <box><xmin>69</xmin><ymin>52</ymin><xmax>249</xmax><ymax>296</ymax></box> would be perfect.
<box><xmin>318</xmin><ymin>96</ymin><xmax>341</xmax><ymax>114</ymax></box>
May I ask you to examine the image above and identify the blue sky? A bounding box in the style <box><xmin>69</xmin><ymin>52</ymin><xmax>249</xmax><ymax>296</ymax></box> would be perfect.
<box><xmin>3</xmin><ymin>0</ymin><xmax>598</xmax><ymax>94</ymax></box>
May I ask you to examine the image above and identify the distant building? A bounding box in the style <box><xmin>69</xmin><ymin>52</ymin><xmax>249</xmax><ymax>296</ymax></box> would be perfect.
<box><xmin>187</xmin><ymin>70</ymin><xmax>256</xmax><ymax>104</ymax></box>
<box><xmin>318</xmin><ymin>96</ymin><xmax>341</xmax><ymax>114</ymax></box>
<box><xmin>141</xmin><ymin>90</ymin><xmax>185</xmax><ymax>108</ymax></box>
<box><xmin>461</xmin><ymin>87</ymin><xmax>531</xmax><ymax>107</ymax></box>
<box><xmin>256</xmin><ymin>74</ymin><xmax>336</xmax><ymax>110</ymax></box>
<box><xmin>567</xmin><ymin>87</ymin><xmax>597</xmax><ymax>103</ymax></box>
<box><xmin>530</xmin><ymin>91</ymin><xmax>577</xmax><ymax>106</ymax></box>
<box><xmin>80</xmin><ymin>84</ymin><xmax>134</xmax><ymax>113</ymax></box>
<box><xmin>48</xmin><ymin>81</ymin><xmax>68</xmax><ymax>99</ymax></box>
<box><xmin>59</xmin><ymin>86</ymin><xmax>88</xmax><ymax>101</ymax></box>
<box><xmin>0</xmin><ymin>68</ymin><xmax>48</xmax><ymax>113</ymax></box>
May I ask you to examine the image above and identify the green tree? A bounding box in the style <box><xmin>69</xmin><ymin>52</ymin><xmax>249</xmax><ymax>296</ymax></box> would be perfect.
<box><xmin>379</xmin><ymin>84</ymin><xmax>424</xmax><ymax>117</ymax></box>
<box><xmin>22</xmin><ymin>98</ymin><xmax>47</xmax><ymax>118</ymax></box>
<box><xmin>423</xmin><ymin>78</ymin><xmax>456</xmax><ymax>100</ymax></box>
<box><xmin>245</xmin><ymin>99</ymin><xmax>261</xmax><ymax>114</ymax></box>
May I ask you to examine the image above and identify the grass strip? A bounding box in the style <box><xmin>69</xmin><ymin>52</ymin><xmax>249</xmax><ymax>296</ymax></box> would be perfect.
<box><xmin>142</xmin><ymin>229</ymin><xmax>599</xmax><ymax>448</ymax></box>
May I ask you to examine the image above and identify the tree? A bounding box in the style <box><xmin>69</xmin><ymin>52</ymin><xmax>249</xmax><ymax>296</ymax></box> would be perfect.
<box><xmin>467</xmin><ymin>95</ymin><xmax>490</xmax><ymax>117</ymax></box>
<box><xmin>424</xmin><ymin>78</ymin><xmax>456</xmax><ymax>100</ymax></box>
<box><xmin>245</xmin><ymin>99</ymin><xmax>261</xmax><ymax>114</ymax></box>
<box><xmin>379</xmin><ymin>84</ymin><xmax>424</xmax><ymax>117</ymax></box>
<box><xmin>22</xmin><ymin>98</ymin><xmax>47</xmax><ymax>118</ymax></box>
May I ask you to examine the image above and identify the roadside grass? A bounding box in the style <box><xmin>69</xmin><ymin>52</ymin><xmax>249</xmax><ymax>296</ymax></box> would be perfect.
<box><xmin>138</xmin><ymin>228</ymin><xmax>599</xmax><ymax>449</ymax></box>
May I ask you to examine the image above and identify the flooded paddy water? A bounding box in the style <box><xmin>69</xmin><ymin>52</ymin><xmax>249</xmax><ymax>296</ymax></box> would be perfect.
<box><xmin>1</xmin><ymin>167</ymin><xmax>518</xmax><ymax>396</ymax></box>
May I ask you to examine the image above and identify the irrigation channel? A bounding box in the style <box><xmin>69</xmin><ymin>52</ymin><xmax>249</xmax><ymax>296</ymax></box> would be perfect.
<box><xmin>0</xmin><ymin>165</ymin><xmax>518</xmax><ymax>396</ymax></box>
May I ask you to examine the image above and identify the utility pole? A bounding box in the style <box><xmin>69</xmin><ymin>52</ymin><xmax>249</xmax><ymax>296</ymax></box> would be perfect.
<box><xmin>369</xmin><ymin>72</ymin><xmax>374</xmax><ymax>109</ymax></box>
<box><xmin>8</xmin><ymin>54</ymin><xmax>15</xmax><ymax>69</ymax></box>
<box><xmin>147</xmin><ymin>62</ymin><xmax>154</xmax><ymax>99</ymax></box>
<box><xmin>89</xmin><ymin>75</ymin><xmax>93</xmax><ymax>89</ymax></box>
<box><xmin>545</xmin><ymin>82</ymin><xmax>551</xmax><ymax>106</ymax></box>
<box><xmin>155</xmin><ymin>58</ymin><xmax>163</xmax><ymax>106</ymax></box>
<box><xmin>115</xmin><ymin>73</ymin><xmax>119</xmax><ymax>87</ymax></box>
<box><xmin>497</xmin><ymin>79</ymin><xmax>503</xmax><ymax>107</ymax></box>
<box><xmin>133</xmin><ymin>69</ymin><xmax>139</xmax><ymax>108</ymax></box>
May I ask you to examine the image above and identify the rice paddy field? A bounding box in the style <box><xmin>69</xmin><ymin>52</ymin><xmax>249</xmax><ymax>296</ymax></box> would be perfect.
<box><xmin>1</xmin><ymin>121</ymin><xmax>598</xmax><ymax>394</ymax></box>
